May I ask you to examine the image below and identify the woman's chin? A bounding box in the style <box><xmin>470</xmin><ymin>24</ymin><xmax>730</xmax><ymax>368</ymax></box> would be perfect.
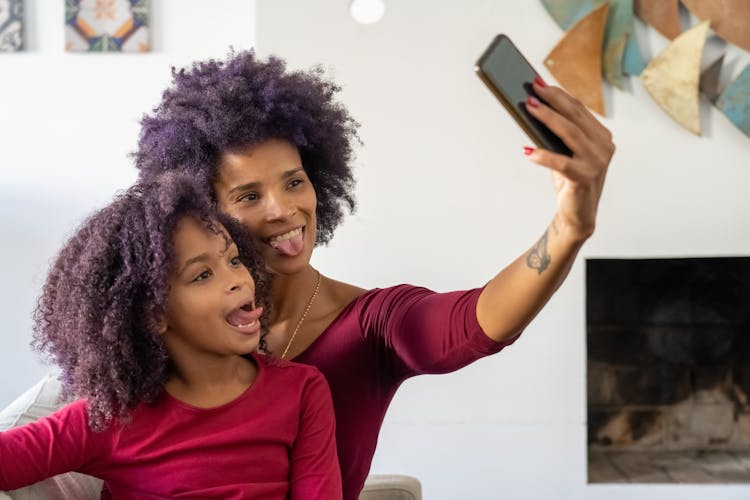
<box><xmin>264</xmin><ymin>251</ymin><xmax>313</xmax><ymax>277</ymax></box>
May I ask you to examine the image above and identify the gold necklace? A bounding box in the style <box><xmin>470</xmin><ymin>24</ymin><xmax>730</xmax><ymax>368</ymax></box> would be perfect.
<box><xmin>280</xmin><ymin>270</ymin><xmax>321</xmax><ymax>359</ymax></box>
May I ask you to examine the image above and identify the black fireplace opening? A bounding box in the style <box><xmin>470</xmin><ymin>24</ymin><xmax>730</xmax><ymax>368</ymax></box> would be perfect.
<box><xmin>586</xmin><ymin>257</ymin><xmax>750</xmax><ymax>483</ymax></box>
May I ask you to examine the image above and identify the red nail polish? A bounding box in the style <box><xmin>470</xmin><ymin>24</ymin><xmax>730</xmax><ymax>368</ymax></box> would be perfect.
<box><xmin>534</xmin><ymin>76</ymin><xmax>547</xmax><ymax>88</ymax></box>
<box><xmin>523</xmin><ymin>146</ymin><xmax>535</xmax><ymax>156</ymax></box>
<box><xmin>526</xmin><ymin>95</ymin><xmax>540</xmax><ymax>108</ymax></box>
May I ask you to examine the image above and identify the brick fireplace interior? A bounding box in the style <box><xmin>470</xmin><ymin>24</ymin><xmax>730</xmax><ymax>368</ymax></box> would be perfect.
<box><xmin>587</xmin><ymin>257</ymin><xmax>750</xmax><ymax>483</ymax></box>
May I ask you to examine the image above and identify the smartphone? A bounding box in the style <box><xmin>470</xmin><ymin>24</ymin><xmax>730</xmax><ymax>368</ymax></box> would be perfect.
<box><xmin>475</xmin><ymin>34</ymin><xmax>571</xmax><ymax>156</ymax></box>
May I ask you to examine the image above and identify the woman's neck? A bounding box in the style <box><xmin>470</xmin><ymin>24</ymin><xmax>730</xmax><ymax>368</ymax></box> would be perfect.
<box><xmin>268</xmin><ymin>264</ymin><xmax>321</xmax><ymax>326</ymax></box>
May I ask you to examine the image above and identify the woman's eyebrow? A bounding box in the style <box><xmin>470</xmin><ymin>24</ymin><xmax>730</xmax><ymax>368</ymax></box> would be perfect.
<box><xmin>281</xmin><ymin>167</ymin><xmax>304</xmax><ymax>178</ymax></box>
<box><xmin>226</xmin><ymin>167</ymin><xmax>304</xmax><ymax>195</ymax></box>
<box><xmin>227</xmin><ymin>181</ymin><xmax>260</xmax><ymax>196</ymax></box>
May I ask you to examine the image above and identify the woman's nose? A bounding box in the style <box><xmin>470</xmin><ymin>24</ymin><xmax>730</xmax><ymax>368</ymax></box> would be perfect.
<box><xmin>263</xmin><ymin>192</ymin><xmax>294</xmax><ymax>220</ymax></box>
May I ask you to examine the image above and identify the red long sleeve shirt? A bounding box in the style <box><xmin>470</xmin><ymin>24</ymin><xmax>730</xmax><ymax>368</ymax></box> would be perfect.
<box><xmin>0</xmin><ymin>354</ymin><xmax>341</xmax><ymax>499</ymax></box>
<box><xmin>293</xmin><ymin>285</ymin><xmax>520</xmax><ymax>500</ymax></box>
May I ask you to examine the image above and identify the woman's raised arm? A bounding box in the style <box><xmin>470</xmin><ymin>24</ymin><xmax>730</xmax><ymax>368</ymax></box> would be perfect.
<box><xmin>477</xmin><ymin>80</ymin><xmax>615</xmax><ymax>342</ymax></box>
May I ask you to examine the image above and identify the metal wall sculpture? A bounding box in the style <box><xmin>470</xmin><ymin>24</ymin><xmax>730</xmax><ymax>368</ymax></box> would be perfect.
<box><xmin>682</xmin><ymin>0</ymin><xmax>750</xmax><ymax>52</ymax></box>
<box><xmin>716</xmin><ymin>64</ymin><xmax>750</xmax><ymax>138</ymax></box>
<box><xmin>544</xmin><ymin>3</ymin><xmax>609</xmax><ymax>115</ymax></box>
<box><xmin>540</xmin><ymin>0</ymin><xmax>750</xmax><ymax>139</ymax></box>
<box><xmin>641</xmin><ymin>21</ymin><xmax>709</xmax><ymax>135</ymax></box>
<box><xmin>542</xmin><ymin>0</ymin><xmax>645</xmax><ymax>89</ymax></box>
<box><xmin>633</xmin><ymin>0</ymin><xmax>680</xmax><ymax>40</ymax></box>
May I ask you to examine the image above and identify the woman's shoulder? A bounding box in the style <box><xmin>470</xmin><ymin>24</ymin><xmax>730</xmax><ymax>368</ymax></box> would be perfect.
<box><xmin>323</xmin><ymin>275</ymin><xmax>368</xmax><ymax>307</ymax></box>
<box><xmin>311</xmin><ymin>275</ymin><xmax>368</xmax><ymax>327</ymax></box>
<box><xmin>324</xmin><ymin>276</ymin><xmax>432</xmax><ymax>310</ymax></box>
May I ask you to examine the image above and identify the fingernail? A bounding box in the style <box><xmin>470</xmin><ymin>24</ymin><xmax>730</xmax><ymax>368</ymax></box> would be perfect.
<box><xmin>526</xmin><ymin>95</ymin><xmax>540</xmax><ymax>108</ymax></box>
<box><xmin>534</xmin><ymin>76</ymin><xmax>547</xmax><ymax>88</ymax></box>
<box><xmin>523</xmin><ymin>146</ymin><xmax>535</xmax><ymax>156</ymax></box>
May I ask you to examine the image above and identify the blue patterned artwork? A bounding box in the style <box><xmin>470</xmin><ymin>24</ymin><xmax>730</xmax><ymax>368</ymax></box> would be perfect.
<box><xmin>65</xmin><ymin>0</ymin><xmax>149</xmax><ymax>52</ymax></box>
<box><xmin>0</xmin><ymin>0</ymin><xmax>23</xmax><ymax>52</ymax></box>
<box><xmin>717</xmin><ymin>64</ymin><xmax>750</xmax><ymax>138</ymax></box>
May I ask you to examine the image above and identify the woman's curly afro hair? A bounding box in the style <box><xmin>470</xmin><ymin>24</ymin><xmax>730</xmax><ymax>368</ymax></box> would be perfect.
<box><xmin>135</xmin><ymin>49</ymin><xmax>360</xmax><ymax>245</ymax></box>
<box><xmin>32</xmin><ymin>173</ymin><xmax>270</xmax><ymax>430</ymax></box>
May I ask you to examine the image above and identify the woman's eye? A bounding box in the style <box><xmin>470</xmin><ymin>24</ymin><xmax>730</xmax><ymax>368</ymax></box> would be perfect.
<box><xmin>193</xmin><ymin>270</ymin><xmax>212</xmax><ymax>282</ymax></box>
<box><xmin>238</xmin><ymin>192</ymin><xmax>259</xmax><ymax>202</ymax></box>
<box><xmin>288</xmin><ymin>178</ymin><xmax>303</xmax><ymax>189</ymax></box>
<box><xmin>230</xmin><ymin>256</ymin><xmax>242</xmax><ymax>266</ymax></box>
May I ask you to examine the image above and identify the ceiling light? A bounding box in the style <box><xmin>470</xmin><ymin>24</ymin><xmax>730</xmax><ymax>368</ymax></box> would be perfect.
<box><xmin>350</xmin><ymin>0</ymin><xmax>385</xmax><ymax>25</ymax></box>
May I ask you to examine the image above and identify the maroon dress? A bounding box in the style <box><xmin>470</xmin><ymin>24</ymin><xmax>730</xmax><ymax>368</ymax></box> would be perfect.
<box><xmin>293</xmin><ymin>285</ymin><xmax>521</xmax><ymax>500</ymax></box>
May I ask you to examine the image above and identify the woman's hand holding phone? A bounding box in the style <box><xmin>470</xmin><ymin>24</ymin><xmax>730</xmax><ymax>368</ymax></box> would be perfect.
<box><xmin>475</xmin><ymin>34</ymin><xmax>614</xmax><ymax>243</ymax></box>
<box><xmin>523</xmin><ymin>78</ymin><xmax>615</xmax><ymax>242</ymax></box>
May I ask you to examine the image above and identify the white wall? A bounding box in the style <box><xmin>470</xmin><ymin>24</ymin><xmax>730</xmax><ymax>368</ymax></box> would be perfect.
<box><xmin>256</xmin><ymin>1</ymin><xmax>750</xmax><ymax>499</ymax></box>
<box><xmin>2</xmin><ymin>1</ymin><xmax>749</xmax><ymax>498</ymax></box>
<box><xmin>0</xmin><ymin>0</ymin><xmax>256</xmax><ymax>404</ymax></box>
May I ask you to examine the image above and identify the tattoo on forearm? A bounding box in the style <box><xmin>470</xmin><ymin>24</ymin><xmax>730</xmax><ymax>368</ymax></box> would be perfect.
<box><xmin>527</xmin><ymin>229</ymin><xmax>551</xmax><ymax>274</ymax></box>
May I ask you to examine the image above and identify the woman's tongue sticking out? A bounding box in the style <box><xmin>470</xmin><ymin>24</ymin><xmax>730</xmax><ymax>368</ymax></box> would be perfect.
<box><xmin>271</xmin><ymin>229</ymin><xmax>304</xmax><ymax>257</ymax></box>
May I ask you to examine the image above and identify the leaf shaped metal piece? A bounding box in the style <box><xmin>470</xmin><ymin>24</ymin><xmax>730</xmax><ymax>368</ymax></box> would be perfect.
<box><xmin>545</xmin><ymin>3</ymin><xmax>610</xmax><ymax>115</ymax></box>
<box><xmin>641</xmin><ymin>21</ymin><xmax>710</xmax><ymax>135</ymax></box>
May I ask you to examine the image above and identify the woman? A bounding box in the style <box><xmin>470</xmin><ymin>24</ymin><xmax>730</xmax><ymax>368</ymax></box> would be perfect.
<box><xmin>132</xmin><ymin>50</ymin><xmax>614</xmax><ymax>499</ymax></box>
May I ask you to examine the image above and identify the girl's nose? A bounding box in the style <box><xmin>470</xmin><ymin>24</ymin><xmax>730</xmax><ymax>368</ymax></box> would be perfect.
<box><xmin>227</xmin><ymin>267</ymin><xmax>255</xmax><ymax>295</ymax></box>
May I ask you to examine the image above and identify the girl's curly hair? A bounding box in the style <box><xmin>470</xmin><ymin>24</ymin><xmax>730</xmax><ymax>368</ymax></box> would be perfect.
<box><xmin>134</xmin><ymin>49</ymin><xmax>360</xmax><ymax>245</ymax></box>
<box><xmin>32</xmin><ymin>173</ymin><xmax>270</xmax><ymax>431</ymax></box>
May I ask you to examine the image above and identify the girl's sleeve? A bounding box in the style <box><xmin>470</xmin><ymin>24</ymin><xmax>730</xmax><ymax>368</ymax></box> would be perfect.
<box><xmin>0</xmin><ymin>400</ymin><xmax>110</xmax><ymax>489</ymax></box>
<box><xmin>358</xmin><ymin>285</ymin><xmax>522</xmax><ymax>379</ymax></box>
<box><xmin>289</xmin><ymin>369</ymin><xmax>342</xmax><ymax>500</ymax></box>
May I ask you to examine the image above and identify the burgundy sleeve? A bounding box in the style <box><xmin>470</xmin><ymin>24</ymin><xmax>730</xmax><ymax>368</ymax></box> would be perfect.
<box><xmin>0</xmin><ymin>400</ymin><xmax>110</xmax><ymax>489</ymax></box>
<box><xmin>358</xmin><ymin>285</ymin><xmax>521</xmax><ymax>379</ymax></box>
<box><xmin>289</xmin><ymin>369</ymin><xmax>342</xmax><ymax>500</ymax></box>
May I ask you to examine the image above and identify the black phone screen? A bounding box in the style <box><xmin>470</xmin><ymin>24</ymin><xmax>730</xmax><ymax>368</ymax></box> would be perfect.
<box><xmin>476</xmin><ymin>35</ymin><xmax>571</xmax><ymax>156</ymax></box>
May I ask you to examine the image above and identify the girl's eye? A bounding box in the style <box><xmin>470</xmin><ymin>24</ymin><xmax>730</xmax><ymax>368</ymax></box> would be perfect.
<box><xmin>192</xmin><ymin>270</ymin><xmax>212</xmax><ymax>282</ymax></box>
<box><xmin>230</xmin><ymin>255</ymin><xmax>242</xmax><ymax>266</ymax></box>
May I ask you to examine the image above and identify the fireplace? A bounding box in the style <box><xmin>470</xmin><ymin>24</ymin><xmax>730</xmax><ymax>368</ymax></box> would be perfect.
<box><xmin>586</xmin><ymin>257</ymin><xmax>750</xmax><ymax>483</ymax></box>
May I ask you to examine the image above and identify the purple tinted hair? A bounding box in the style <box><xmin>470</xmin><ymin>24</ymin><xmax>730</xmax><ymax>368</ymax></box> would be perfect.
<box><xmin>134</xmin><ymin>50</ymin><xmax>360</xmax><ymax>245</ymax></box>
<box><xmin>32</xmin><ymin>173</ymin><xmax>270</xmax><ymax>430</ymax></box>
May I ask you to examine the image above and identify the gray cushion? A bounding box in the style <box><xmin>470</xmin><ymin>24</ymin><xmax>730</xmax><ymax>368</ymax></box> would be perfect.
<box><xmin>0</xmin><ymin>375</ymin><xmax>103</xmax><ymax>499</ymax></box>
<box><xmin>359</xmin><ymin>474</ymin><xmax>422</xmax><ymax>500</ymax></box>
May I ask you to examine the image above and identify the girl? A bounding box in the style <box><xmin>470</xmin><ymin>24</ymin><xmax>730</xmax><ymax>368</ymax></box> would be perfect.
<box><xmin>0</xmin><ymin>173</ymin><xmax>341</xmax><ymax>499</ymax></box>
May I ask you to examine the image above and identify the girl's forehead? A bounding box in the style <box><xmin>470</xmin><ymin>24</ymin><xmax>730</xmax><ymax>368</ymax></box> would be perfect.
<box><xmin>172</xmin><ymin>217</ymin><xmax>228</xmax><ymax>252</ymax></box>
